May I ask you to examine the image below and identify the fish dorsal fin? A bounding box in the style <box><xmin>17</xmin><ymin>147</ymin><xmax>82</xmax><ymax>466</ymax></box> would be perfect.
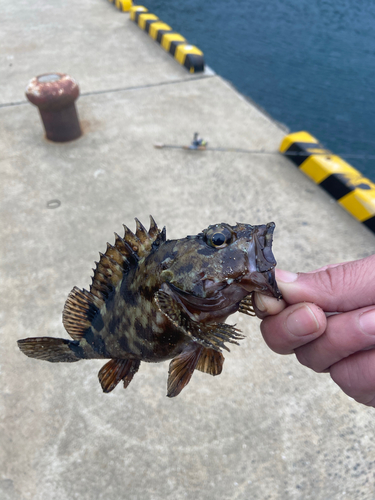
<box><xmin>64</xmin><ymin>217</ymin><xmax>163</xmax><ymax>340</ymax></box>
<box><xmin>90</xmin><ymin>216</ymin><xmax>164</xmax><ymax>302</ymax></box>
<box><xmin>63</xmin><ymin>286</ymin><xmax>104</xmax><ymax>340</ymax></box>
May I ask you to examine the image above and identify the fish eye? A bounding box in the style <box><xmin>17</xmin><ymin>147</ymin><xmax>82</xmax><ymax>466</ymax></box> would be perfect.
<box><xmin>206</xmin><ymin>225</ymin><xmax>233</xmax><ymax>249</ymax></box>
<box><xmin>212</xmin><ymin>232</ymin><xmax>226</xmax><ymax>246</ymax></box>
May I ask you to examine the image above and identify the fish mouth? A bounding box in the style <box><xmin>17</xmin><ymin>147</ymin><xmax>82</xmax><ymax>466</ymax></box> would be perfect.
<box><xmin>240</xmin><ymin>222</ymin><xmax>282</xmax><ymax>299</ymax></box>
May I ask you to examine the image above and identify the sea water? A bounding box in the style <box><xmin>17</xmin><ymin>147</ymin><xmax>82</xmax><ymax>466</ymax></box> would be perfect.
<box><xmin>141</xmin><ymin>0</ymin><xmax>375</xmax><ymax>181</ymax></box>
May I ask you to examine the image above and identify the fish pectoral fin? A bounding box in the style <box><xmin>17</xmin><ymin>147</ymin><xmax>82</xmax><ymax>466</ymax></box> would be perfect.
<box><xmin>98</xmin><ymin>358</ymin><xmax>141</xmax><ymax>393</ymax></box>
<box><xmin>196</xmin><ymin>347</ymin><xmax>224</xmax><ymax>376</ymax></box>
<box><xmin>239</xmin><ymin>293</ymin><xmax>256</xmax><ymax>316</ymax></box>
<box><xmin>155</xmin><ymin>289</ymin><xmax>182</xmax><ymax>326</ymax></box>
<box><xmin>167</xmin><ymin>345</ymin><xmax>203</xmax><ymax>398</ymax></box>
<box><xmin>188</xmin><ymin>322</ymin><xmax>245</xmax><ymax>352</ymax></box>
<box><xmin>155</xmin><ymin>290</ymin><xmax>244</xmax><ymax>351</ymax></box>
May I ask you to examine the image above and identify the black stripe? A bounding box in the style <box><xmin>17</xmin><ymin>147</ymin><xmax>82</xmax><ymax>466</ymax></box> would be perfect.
<box><xmin>134</xmin><ymin>10</ymin><xmax>147</xmax><ymax>23</ymax></box>
<box><xmin>87</xmin><ymin>301</ymin><xmax>100</xmax><ymax>320</ymax></box>
<box><xmin>184</xmin><ymin>53</ymin><xmax>205</xmax><ymax>73</ymax></box>
<box><xmin>92</xmin><ymin>311</ymin><xmax>105</xmax><ymax>332</ymax></box>
<box><xmin>68</xmin><ymin>340</ymin><xmax>85</xmax><ymax>359</ymax></box>
<box><xmin>283</xmin><ymin>142</ymin><xmax>326</xmax><ymax>167</ymax></box>
<box><xmin>319</xmin><ymin>174</ymin><xmax>354</xmax><ymax>200</ymax></box>
<box><xmin>170</xmin><ymin>40</ymin><xmax>185</xmax><ymax>56</ymax></box>
<box><xmin>85</xmin><ymin>328</ymin><xmax>107</xmax><ymax>356</ymax></box>
<box><xmin>145</xmin><ymin>19</ymin><xmax>158</xmax><ymax>33</ymax></box>
<box><xmin>363</xmin><ymin>216</ymin><xmax>375</xmax><ymax>233</ymax></box>
<box><xmin>156</xmin><ymin>29</ymin><xmax>172</xmax><ymax>43</ymax></box>
<box><xmin>118</xmin><ymin>335</ymin><xmax>130</xmax><ymax>353</ymax></box>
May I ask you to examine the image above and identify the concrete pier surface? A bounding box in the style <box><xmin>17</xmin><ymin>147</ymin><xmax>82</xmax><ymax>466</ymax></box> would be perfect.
<box><xmin>1</xmin><ymin>1</ymin><xmax>375</xmax><ymax>499</ymax></box>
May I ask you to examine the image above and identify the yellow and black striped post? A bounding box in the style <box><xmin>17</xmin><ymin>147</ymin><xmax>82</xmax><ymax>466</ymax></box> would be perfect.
<box><xmin>130</xmin><ymin>5</ymin><xmax>148</xmax><ymax>21</ymax></box>
<box><xmin>280</xmin><ymin>131</ymin><xmax>375</xmax><ymax>233</ymax></box>
<box><xmin>129</xmin><ymin>5</ymin><xmax>205</xmax><ymax>73</ymax></box>
<box><xmin>108</xmin><ymin>0</ymin><xmax>133</xmax><ymax>12</ymax></box>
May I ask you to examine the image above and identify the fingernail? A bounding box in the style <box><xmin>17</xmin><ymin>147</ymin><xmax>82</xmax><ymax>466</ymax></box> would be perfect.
<box><xmin>253</xmin><ymin>293</ymin><xmax>266</xmax><ymax>312</ymax></box>
<box><xmin>286</xmin><ymin>305</ymin><xmax>319</xmax><ymax>337</ymax></box>
<box><xmin>359</xmin><ymin>309</ymin><xmax>375</xmax><ymax>335</ymax></box>
<box><xmin>276</xmin><ymin>269</ymin><xmax>298</xmax><ymax>283</ymax></box>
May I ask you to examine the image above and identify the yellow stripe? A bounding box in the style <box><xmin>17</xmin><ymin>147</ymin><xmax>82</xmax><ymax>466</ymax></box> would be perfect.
<box><xmin>161</xmin><ymin>33</ymin><xmax>186</xmax><ymax>52</ymax></box>
<box><xmin>280</xmin><ymin>131</ymin><xmax>375</xmax><ymax>226</ymax></box>
<box><xmin>138</xmin><ymin>13</ymin><xmax>159</xmax><ymax>30</ymax></box>
<box><xmin>129</xmin><ymin>5</ymin><xmax>148</xmax><ymax>21</ymax></box>
<box><xmin>279</xmin><ymin>131</ymin><xmax>319</xmax><ymax>153</ymax></box>
<box><xmin>300</xmin><ymin>154</ymin><xmax>360</xmax><ymax>184</ymax></box>
<box><xmin>339</xmin><ymin>188</ymin><xmax>375</xmax><ymax>221</ymax></box>
<box><xmin>148</xmin><ymin>22</ymin><xmax>172</xmax><ymax>40</ymax></box>
<box><xmin>115</xmin><ymin>0</ymin><xmax>132</xmax><ymax>10</ymax></box>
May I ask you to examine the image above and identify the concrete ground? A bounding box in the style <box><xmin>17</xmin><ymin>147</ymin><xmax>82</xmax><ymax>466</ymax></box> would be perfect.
<box><xmin>1</xmin><ymin>1</ymin><xmax>375</xmax><ymax>499</ymax></box>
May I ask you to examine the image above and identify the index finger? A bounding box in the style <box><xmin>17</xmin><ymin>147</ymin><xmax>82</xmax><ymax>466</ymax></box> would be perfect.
<box><xmin>252</xmin><ymin>293</ymin><xmax>287</xmax><ymax>319</ymax></box>
<box><xmin>275</xmin><ymin>255</ymin><xmax>375</xmax><ymax>313</ymax></box>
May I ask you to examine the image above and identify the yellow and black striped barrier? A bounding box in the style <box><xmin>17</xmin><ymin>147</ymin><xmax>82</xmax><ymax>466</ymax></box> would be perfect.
<box><xmin>280</xmin><ymin>131</ymin><xmax>375</xmax><ymax>233</ymax></box>
<box><xmin>108</xmin><ymin>0</ymin><xmax>133</xmax><ymax>12</ymax></box>
<box><xmin>129</xmin><ymin>5</ymin><xmax>205</xmax><ymax>73</ymax></box>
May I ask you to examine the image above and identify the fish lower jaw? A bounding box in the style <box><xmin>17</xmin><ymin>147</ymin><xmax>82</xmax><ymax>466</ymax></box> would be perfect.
<box><xmin>238</xmin><ymin>269</ymin><xmax>278</xmax><ymax>297</ymax></box>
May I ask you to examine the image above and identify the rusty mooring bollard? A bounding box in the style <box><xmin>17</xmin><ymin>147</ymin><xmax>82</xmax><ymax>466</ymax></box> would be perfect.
<box><xmin>25</xmin><ymin>73</ymin><xmax>82</xmax><ymax>142</ymax></box>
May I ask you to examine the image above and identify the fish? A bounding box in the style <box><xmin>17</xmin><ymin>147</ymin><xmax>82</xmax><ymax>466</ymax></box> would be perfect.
<box><xmin>17</xmin><ymin>217</ymin><xmax>281</xmax><ymax>397</ymax></box>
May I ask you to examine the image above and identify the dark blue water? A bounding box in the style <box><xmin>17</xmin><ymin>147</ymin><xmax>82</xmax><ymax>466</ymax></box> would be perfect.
<box><xmin>142</xmin><ymin>0</ymin><xmax>375</xmax><ymax>181</ymax></box>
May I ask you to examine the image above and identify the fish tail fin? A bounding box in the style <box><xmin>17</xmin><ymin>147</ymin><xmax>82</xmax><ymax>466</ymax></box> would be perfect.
<box><xmin>17</xmin><ymin>337</ymin><xmax>82</xmax><ymax>363</ymax></box>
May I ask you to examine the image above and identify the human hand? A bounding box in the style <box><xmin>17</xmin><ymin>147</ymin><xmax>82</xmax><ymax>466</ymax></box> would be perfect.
<box><xmin>253</xmin><ymin>255</ymin><xmax>375</xmax><ymax>407</ymax></box>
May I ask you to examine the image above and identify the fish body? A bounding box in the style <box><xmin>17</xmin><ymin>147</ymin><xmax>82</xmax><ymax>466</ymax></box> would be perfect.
<box><xmin>18</xmin><ymin>217</ymin><xmax>281</xmax><ymax>397</ymax></box>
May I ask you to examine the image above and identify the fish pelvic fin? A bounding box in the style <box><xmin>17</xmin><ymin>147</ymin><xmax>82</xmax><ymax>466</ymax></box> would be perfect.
<box><xmin>98</xmin><ymin>358</ymin><xmax>141</xmax><ymax>393</ymax></box>
<box><xmin>238</xmin><ymin>293</ymin><xmax>256</xmax><ymax>317</ymax></box>
<box><xmin>167</xmin><ymin>345</ymin><xmax>203</xmax><ymax>398</ymax></box>
<box><xmin>89</xmin><ymin>216</ymin><xmax>165</xmax><ymax>304</ymax></box>
<box><xmin>155</xmin><ymin>290</ymin><xmax>245</xmax><ymax>352</ymax></box>
<box><xmin>17</xmin><ymin>337</ymin><xmax>82</xmax><ymax>363</ymax></box>
<box><xmin>196</xmin><ymin>347</ymin><xmax>224</xmax><ymax>376</ymax></box>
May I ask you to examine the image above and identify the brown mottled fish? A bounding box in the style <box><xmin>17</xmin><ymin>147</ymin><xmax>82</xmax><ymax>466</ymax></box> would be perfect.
<box><xmin>18</xmin><ymin>217</ymin><xmax>281</xmax><ymax>397</ymax></box>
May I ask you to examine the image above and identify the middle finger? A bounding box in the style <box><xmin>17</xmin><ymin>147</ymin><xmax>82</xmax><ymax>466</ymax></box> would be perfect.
<box><xmin>295</xmin><ymin>306</ymin><xmax>375</xmax><ymax>372</ymax></box>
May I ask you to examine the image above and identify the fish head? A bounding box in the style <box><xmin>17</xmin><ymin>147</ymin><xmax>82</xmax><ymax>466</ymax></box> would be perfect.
<box><xmin>199</xmin><ymin>221</ymin><xmax>281</xmax><ymax>298</ymax></box>
<box><xmin>159</xmin><ymin>221</ymin><xmax>281</xmax><ymax>323</ymax></box>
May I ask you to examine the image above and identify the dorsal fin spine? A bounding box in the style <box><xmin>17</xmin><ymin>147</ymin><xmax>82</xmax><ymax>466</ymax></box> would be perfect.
<box><xmin>99</xmin><ymin>254</ymin><xmax>123</xmax><ymax>278</ymax></box>
<box><xmin>88</xmin><ymin>217</ymin><xmax>164</xmax><ymax>305</ymax></box>
<box><xmin>106</xmin><ymin>242</ymin><xmax>127</xmax><ymax>267</ymax></box>
<box><xmin>123</xmin><ymin>224</ymin><xmax>140</xmax><ymax>247</ymax></box>
<box><xmin>90</xmin><ymin>287</ymin><xmax>106</xmax><ymax>301</ymax></box>
<box><xmin>149</xmin><ymin>215</ymin><xmax>158</xmax><ymax>239</ymax></box>
<box><xmin>91</xmin><ymin>279</ymin><xmax>110</xmax><ymax>294</ymax></box>
<box><xmin>116</xmin><ymin>232</ymin><xmax>139</xmax><ymax>262</ymax></box>
<box><xmin>135</xmin><ymin>218</ymin><xmax>148</xmax><ymax>243</ymax></box>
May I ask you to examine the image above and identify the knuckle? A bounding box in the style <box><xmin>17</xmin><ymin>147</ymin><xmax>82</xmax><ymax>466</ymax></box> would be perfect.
<box><xmin>313</xmin><ymin>260</ymin><xmax>371</xmax><ymax>306</ymax></box>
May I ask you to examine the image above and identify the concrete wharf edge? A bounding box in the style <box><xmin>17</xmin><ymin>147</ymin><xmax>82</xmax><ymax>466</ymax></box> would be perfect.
<box><xmin>1</xmin><ymin>1</ymin><xmax>375</xmax><ymax>499</ymax></box>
